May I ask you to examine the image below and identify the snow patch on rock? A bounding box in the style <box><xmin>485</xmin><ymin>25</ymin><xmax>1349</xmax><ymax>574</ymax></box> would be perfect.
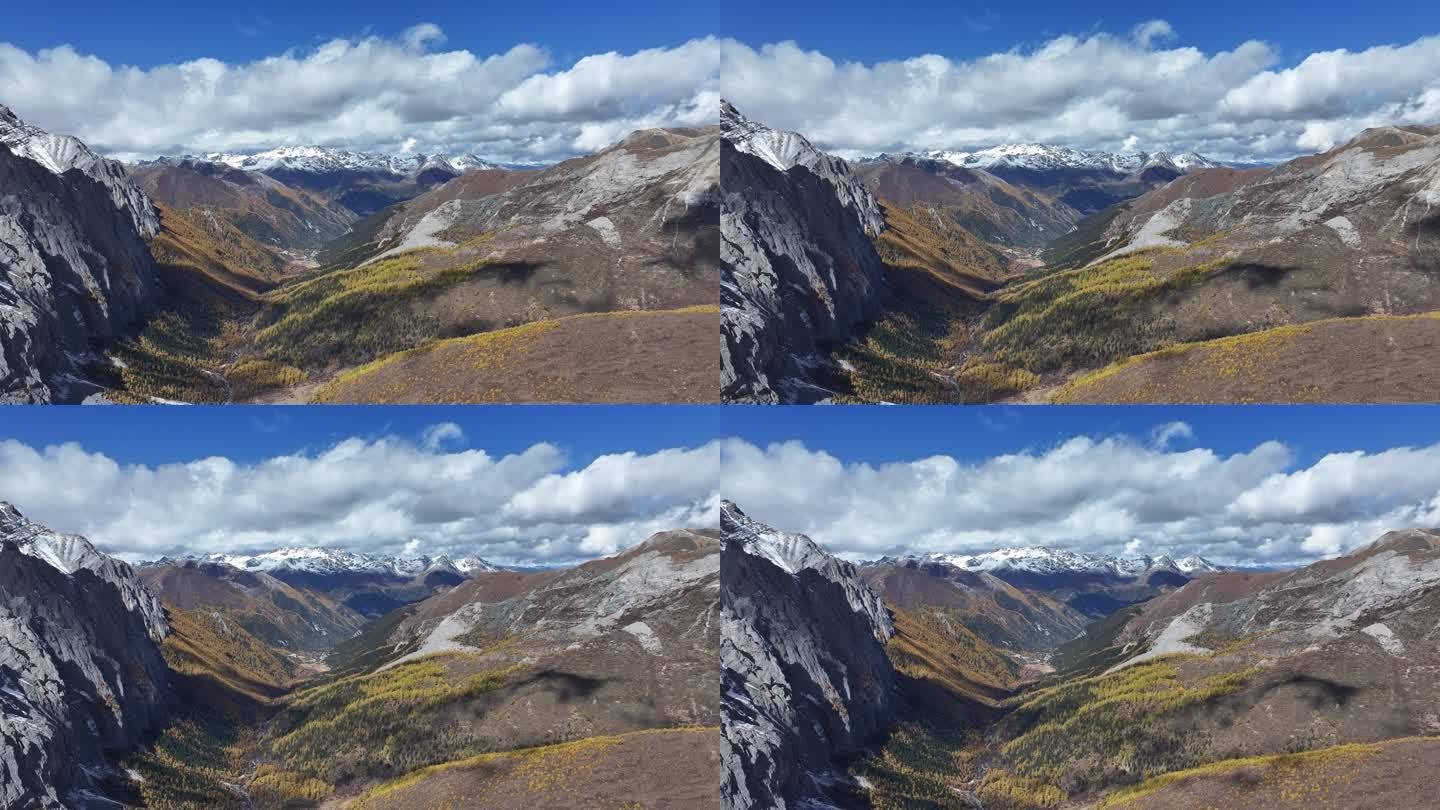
<box><xmin>1361</xmin><ymin>622</ymin><xmax>1405</xmax><ymax>655</ymax></box>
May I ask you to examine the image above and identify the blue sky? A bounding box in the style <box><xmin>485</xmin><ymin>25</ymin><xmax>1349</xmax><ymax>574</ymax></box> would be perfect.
<box><xmin>722</xmin><ymin>405</ymin><xmax>1440</xmax><ymax>469</ymax></box>
<box><xmin>4</xmin><ymin>0</ymin><xmax>716</xmax><ymax>68</ymax></box>
<box><xmin>722</xmin><ymin>0</ymin><xmax>1439</xmax><ymax>65</ymax></box>
<box><xmin>0</xmin><ymin>405</ymin><xmax>724</xmax><ymax>468</ymax></box>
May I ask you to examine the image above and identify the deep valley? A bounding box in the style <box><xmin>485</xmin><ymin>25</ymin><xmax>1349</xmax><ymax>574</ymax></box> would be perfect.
<box><xmin>720</xmin><ymin>103</ymin><xmax>1440</xmax><ymax>404</ymax></box>
<box><xmin>1</xmin><ymin>502</ymin><xmax>720</xmax><ymax>809</ymax></box>
<box><xmin>721</xmin><ymin>501</ymin><xmax>1440</xmax><ymax>809</ymax></box>
<box><xmin>1</xmin><ymin>107</ymin><xmax>720</xmax><ymax>404</ymax></box>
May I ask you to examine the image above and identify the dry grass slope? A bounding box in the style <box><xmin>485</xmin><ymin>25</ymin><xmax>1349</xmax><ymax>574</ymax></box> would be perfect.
<box><xmin>311</xmin><ymin>306</ymin><xmax>719</xmax><ymax>404</ymax></box>
<box><xmin>352</xmin><ymin>727</ymin><xmax>719</xmax><ymax>810</ymax></box>
<box><xmin>1053</xmin><ymin>311</ymin><xmax>1440</xmax><ymax>403</ymax></box>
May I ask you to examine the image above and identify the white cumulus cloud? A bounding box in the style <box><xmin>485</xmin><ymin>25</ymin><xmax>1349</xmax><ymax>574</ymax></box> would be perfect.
<box><xmin>720</xmin><ymin>435</ymin><xmax>1440</xmax><ymax>566</ymax></box>
<box><xmin>0</xmin><ymin>27</ymin><xmax>720</xmax><ymax>164</ymax></box>
<box><xmin>720</xmin><ymin>27</ymin><xmax>1440</xmax><ymax>162</ymax></box>
<box><xmin>0</xmin><ymin>432</ymin><xmax>720</xmax><ymax>566</ymax></box>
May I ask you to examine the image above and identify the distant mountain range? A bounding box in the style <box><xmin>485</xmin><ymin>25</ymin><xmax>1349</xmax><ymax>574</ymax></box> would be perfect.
<box><xmin>868</xmin><ymin>546</ymin><xmax>1226</xmax><ymax>577</ymax></box>
<box><xmin>905</xmin><ymin>143</ymin><xmax>1224</xmax><ymax>174</ymax></box>
<box><xmin>146</xmin><ymin>145</ymin><xmax>503</xmax><ymax>176</ymax></box>
<box><xmin>146</xmin><ymin>546</ymin><xmax>505</xmax><ymax>576</ymax></box>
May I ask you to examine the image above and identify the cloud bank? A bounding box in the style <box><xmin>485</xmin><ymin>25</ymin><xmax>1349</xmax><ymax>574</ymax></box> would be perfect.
<box><xmin>0</xmin><ymin>26</ymin><xmax>720</xmax><ymax>163</ymax></box>
<box><xmin>0</xmin><ymin>431</ymin><xmax>720</xmax><ymax>565</ymax></box>
<box><xmin>721</xmin><ymin>28</ymin><xmax>1440</xmax><ymax>162</ymax></box>
<box><xmin>721</xmin><ymin>432</ymin><xmax>1440</xmax><ymax>566</ymax></box>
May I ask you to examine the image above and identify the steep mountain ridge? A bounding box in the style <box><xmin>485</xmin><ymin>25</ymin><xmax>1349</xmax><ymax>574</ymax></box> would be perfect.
<box><xmin>1051</xmin><ymin>123</ymin><xmax>1440</xmax><ymax>402</ymax></box>
<box><xmin>131</xmin><ymin>158</ymin><xmax>357</xmax><ymax>254</ymax></box>
<box><xmin>137</xmin><ymin>558</ymin><xmax>367</xmax><ymax>651</ymax></box>
<box><xmin>272</xmin><ymin>527</ymin><xmax>721</xmax><ymax>806</ymax></box>
<box><xmin>720</xmin><ymin>501</ymin><xmax>897</xmax><ymax>809</ymax></box>
<box><xmin>1</xmin><ymin>106</ymin><xmax>163</xmax><ymax>402</ymax></box>
<box><xmin>853</xmin><ymin>153</ymin><xmax>1081</xmax><ymax>250</ymax></box>
<box><xmin>1</xmin><ymin>105</ymin><xmax>158</xmax><ymax>237</ymax></box>
<box><xmin>721</xmin><ymin>101</ymin><xmax>889</xmax><ymax>402</ymax></box>
<box><xmin>725</xmin><ymin>103</ymin><xmax>883</xmax><ymax>234</ymax></box>
<box><xmin>0</xmin><ymin>503</ymin><xmax>172</xmax><ymax>809</ymax></box>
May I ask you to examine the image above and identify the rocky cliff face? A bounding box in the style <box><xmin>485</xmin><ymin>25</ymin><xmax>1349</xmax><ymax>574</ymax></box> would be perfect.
<box><xmin>720</xmin><ymin>501</ymin><xmax>897</xmax><ymax>810</ymax></box>
<box><xmin>0</xmin><ymin>105</ymin><xmax>162</xmax><ymax>402</ymax></box>
<box><xmin>721</xmin><ymin>101</ymin><xmax>889</xmax><ymax>403</ymax></box>
<box><xmin>0</xmin><ymin>503</ymin><xmax>171</xmax><ymax>809</ymax></box>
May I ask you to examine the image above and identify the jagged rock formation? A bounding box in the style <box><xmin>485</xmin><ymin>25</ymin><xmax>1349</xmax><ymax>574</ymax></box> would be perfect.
<box><xmin>1</xmin><ymin>108</ymin><xmax>158</xmax><ymax>237</ymax></box>
<box><xmin>721</xmin><ymin>101</ymin><xmax>889</xmax><ymax>402</ymax></box>
<box><xmin>0</xmin><ymin>503</ymin><xmax>171</xmax><ymax>809</ymax></box>
<box><xmin>720</xmin><ymin>501</ymin><xmax>897</xmax><ymax>809</ymax></box>
<box><xmin>0</xmin><ymin>105</ymin><xmax>162</xmax><ymax>402</ymax></box>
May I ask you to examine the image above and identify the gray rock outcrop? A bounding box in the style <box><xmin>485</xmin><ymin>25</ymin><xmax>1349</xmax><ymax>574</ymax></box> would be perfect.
<box><xmin>1</xmin><ymin>105</ymin><xmax>162</xmax><ymax>402</ymax></box>
<box><xmin>720</xmin><ymin>500</ymin><xmax>897</xmax><ymax>810</ymax></box>
<box><xmin>721</xmin><ymin>101</ymin><xmax>889</xmax><ymax>403</ymax></box>
<box><xmin>0</xmin><ymin>502</ymin><xmax>171</xmax><ymax>809</ymax></box>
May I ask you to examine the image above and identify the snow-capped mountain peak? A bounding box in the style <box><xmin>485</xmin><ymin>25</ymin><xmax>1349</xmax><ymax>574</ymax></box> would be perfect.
<box><xmin>1175</xmin><ymin>555</ymin><xmax>1224</xmax><ymax>573</ymax></box>
<box><xmin>920</xmin><ymin>143</ymin><xmax>1220</xmax><ymax>175</ymax></box>
<box><xmin>147</xmin><ymin>546</ymin><xmax>505</xmax><ymax>578</ymax></box>
<box><xmin>869</xmin><ymin>546</ymin><xmax>1227</xmax><ymax>578</ymax></box>
<box><xmin>0</xmin><ymin>105</ymin><xmax>159</xmax><ymax>237</ymax></box>
<box><xmin>454</xmin><ymin>555</ymin><xmax>504</xmax><ymax>574</ymax></box>
<box><xmin>720</xmin><ymin>500</ymin><xmax>835</xmax><ymax>575</ymax></box>
<box><xmin>721</xmin><ymin>100</ymin><xmax>885</xmax><ymax>235</ymax></box>
<box><xmin>190</xmin><ymin>145</ymin><xmax>500</xmax><ymax>176</ymax></box>
<box><xmin>721</xmin><ymin>99</ymin><xmax>826</xmax><ymax>174</ymax></box>
<box><xmin>0</xmin><ymin>502</ymin><xmax>106</xmax><ymax>574</ymax></box>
